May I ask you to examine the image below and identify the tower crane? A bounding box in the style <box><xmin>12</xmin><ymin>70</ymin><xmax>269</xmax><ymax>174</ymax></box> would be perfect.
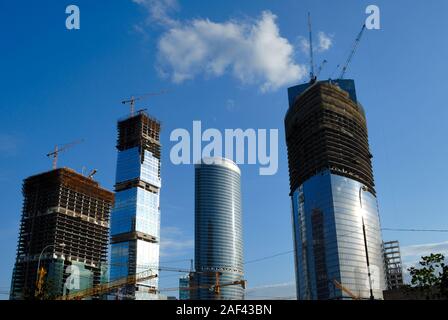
<box><xmin>307</xmin><ymin>12</ymin><xmax>316</xmax><ymax>81</ymax></box>
<box><xmin>306</xmin><ymin>14</ymin><xmax>328</xmax><ymax>82</ymax></box>
<box><xmin>160</xmin><ymin>271</ymin><xmax>246</xmax><ymax>298</ymax></box>
<box><xmin>46</xmin><ymin>139</ymin><xmax>83</xmax><ymax>170</ymax></box>
<box><xmin>121</xmin><ymin>90</ymin><xmax>168</xmax><ymax>117</ymax></box>
<box><xmin>161</xmin><ymin>279</ymin><xmax>246</xmax><ymax>294</ymax></box>
<box><xmin>54</xmin><ymin>263</ymin><xmax>245</xmax><ymax>300</ymax></box>
<box><xmin>195</xmin><ymin>271</ymin><xmax>246</xmax><ymax>296</ymax></box>
<box><xmin>338</xmin><ymin>24</ymin><xmax>366</xmax><ymax>79</ymax></box>
<box><xmin>55</xmin><ymin>269</ymin><xmax>158</xmax><ymax>300</ymax></box>
<box><xmin>55</xmin><ymin>263</ymin><xmax>194</xmax><ymax>300</ymax></box>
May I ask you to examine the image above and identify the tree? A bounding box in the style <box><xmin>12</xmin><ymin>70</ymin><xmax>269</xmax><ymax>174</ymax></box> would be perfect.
<box><xmin>408</xmin><ymin>253</ymin><xmax>448</xmax><ymax>299</ymax></box>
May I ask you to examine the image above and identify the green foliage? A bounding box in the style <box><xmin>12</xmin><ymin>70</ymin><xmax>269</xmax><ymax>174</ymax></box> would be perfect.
<box><xmin>408</xmin><ymin>253</ymin><xmax>448</xmax><ymax>299</ymax></box>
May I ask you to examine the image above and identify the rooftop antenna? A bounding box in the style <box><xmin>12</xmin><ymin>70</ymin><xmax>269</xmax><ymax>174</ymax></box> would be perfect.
<box><xmin>308</xmin><ymin>12</ymin><xmax>316</xmax><ymax>82</ymax></box>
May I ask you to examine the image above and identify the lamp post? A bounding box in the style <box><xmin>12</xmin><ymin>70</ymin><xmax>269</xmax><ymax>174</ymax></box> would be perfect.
<box><xmin>359</xmin><ymin>186</ymin><xmax>374</xmax><ymax>300</ymax></box>
<box><xmin>35</xmin><ymin>243</ymin><xmax>65</xmax><ymax>296</ymax></box>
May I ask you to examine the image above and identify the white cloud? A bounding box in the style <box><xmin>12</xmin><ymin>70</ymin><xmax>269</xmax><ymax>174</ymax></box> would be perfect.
<box><xmin>298</xmin><ymin>37</ymin><xmax>310</xmax><ymax>54</ymax></box>
<box><xmin>399</xmin><ymin>241</ymin><xmax>448</xmax><ymax>284</ymax></box>
<box><xmin>156</xmin><ymin>11</ymin><xmax>306</xmax><ymax>92</ymax></box>
<box><xmin>317</xmin><ymin>31</ymin><xmax>332</xmax><ymax>52</ymax></box>
<box><xmin>159</xmin><ymin>226</ymin><xmax>193</xmax><ymax>257</ymax></box>
<box><xmin>298</xmin><ymin>31</ymin><xmax>333</xmax><ymax>54</ymax></box>
<box><xmin>133</xmin><ymin>0</ymin><xmax>179</xmax><ymax>27</ymax></box>
<box><xmin>401</xmin><ymin>240</ymin><xmax>448</xmax><ymax>259</ymax></box>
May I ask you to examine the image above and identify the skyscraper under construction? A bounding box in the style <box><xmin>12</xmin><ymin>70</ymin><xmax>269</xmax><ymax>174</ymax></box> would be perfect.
<box><xmin>285</xmin><ymin>79</ymin><xmax>386</xmax><ymax>300</ymax></box>
<box><xmin>109</xmin><ymin>110</ymin><xmax>162</xmax><ymax>300</ymax></box>
<box><xmin>10</xmin><ymin>168</ymin><xmax>114</xmax><ymax>300</ymax></box>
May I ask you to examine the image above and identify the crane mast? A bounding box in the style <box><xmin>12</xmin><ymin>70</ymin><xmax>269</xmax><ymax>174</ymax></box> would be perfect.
<box><xmin>308</xmin><ymin>12</ymin><xmax>315</xmax><ymax>81</ymax></box>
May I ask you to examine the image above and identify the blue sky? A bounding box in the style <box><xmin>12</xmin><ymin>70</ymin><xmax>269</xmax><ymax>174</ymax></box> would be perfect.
<box><xmin>1</xmin><ymin>0</ymin><xmax>448</xmax><ymax>299</ymax></box>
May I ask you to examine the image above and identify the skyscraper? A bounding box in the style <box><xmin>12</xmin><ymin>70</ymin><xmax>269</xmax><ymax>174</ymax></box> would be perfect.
<box><xmin>285</xmin><ymin>79</ymin><xmax>386</xmax><ymax>300</ymax></box>
<box><xmin>110</xmin><ymin>111</ymin><xmax>162</xmax><ymax>300</ymax></box>
<box><xmin>194</xmin><ymin>157</ymin><xmax>245</xmax><ymax>300</ymax></box>
<box><xmin>179</xmin><ymin>274</ymin><xmax>191</xmax><ymax>300</ymax></box>
<box><xmin>383</xmin><ymin>240</ymin><xmax>404</xmax><ymax>290</ymax></box>
<box><xmin>10</xmin><ymin>168</ymin><xmax>113</xmax><ymax>300</ymax></box>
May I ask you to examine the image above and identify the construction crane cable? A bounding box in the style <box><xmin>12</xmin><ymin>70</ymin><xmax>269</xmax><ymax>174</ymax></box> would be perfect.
<box><xmin>339</xmin><ymin>24</ymin><xmax>366</xmax><ymax>79</ymax></box>
<box><xmin>244</xmin><ymin>250</ymin><xmax>294</xmax><ymax>265</ymax></box>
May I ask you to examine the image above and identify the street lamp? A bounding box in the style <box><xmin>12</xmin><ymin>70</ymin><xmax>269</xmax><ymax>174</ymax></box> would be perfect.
<box><xmin>359</xmin><ymin>186</ymin><xmax>374</xmax><ymax>300</ymax></box>
<box><xmin>36</xmin><ymin>243</ymin><xmax>65</xmax><ymax>294</ymax></box>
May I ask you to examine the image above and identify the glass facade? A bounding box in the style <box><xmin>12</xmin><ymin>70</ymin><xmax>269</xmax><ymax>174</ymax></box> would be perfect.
<box><xmin>194</xmin><ymin>158</ymin><xmax>244</xmax><ymax>300</ymax></box>
<box><xmin>179</xmin><ymin>275</ymin><xmax>190</xmax><ymax>300</ymax></box>
<box><xmin>285</xmin><ymin>79</ymin><xmax>386</xmax><ymax>300</ymax></box>
<box><xmin>110</xmin><ymin>113</ymin><xmax>162</xmax><ymax>300</ymax></box>
<box><xmin>291</xmin><ymin>170</ymin><xmax>385</xmax><ymax>299</ymax></box>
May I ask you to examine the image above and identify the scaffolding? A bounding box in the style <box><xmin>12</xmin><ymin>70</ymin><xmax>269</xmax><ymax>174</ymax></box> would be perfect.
<box><xmin>285</xmin><ymin>81</ymin><xmax>375</xmax><ymax>196</ymax></box>
<box><xmin>383</xmin><ymin>240</ymin><xmax>404</xmax><ymax>290</ymax></box>
<box><xmin>117</xmin><ymin>111</ymin><xmax>161</xmax><ymax>160</ymax></box>
<box><xmin>10</xmin><ymin>168</ymin><xmax>114</xmax><ymax>299</ymax></box>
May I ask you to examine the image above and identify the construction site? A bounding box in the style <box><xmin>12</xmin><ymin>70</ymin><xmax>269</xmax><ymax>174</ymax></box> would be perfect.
<box><xmin>9</xmin><ymin>168</ymin><xmax>114</xmax><ymax>299</ymax></box>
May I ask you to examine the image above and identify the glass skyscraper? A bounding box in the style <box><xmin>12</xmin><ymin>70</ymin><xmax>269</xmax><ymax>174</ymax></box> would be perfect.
<box><xmin>285</xmin><ymin>79</ymin><xmax>386</xmax><ymax>300</ymax></box>
<box><xmin>110</xmin><ymin>111</ymin><xmax>161</xmax><ymax>300</ymax></box>
<box><xmin>179</xmin><ymin>275</ymin><xmax>191</xmax><ymax>300</ymax></box>
<box><xmin>193</xmin><ymin>158</ymin><xmax>245</xmax><ymax>300</ymax></box>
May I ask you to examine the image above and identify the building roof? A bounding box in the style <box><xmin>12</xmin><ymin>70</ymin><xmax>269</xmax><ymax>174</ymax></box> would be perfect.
<box><xmin>196</xmin><ymin>157</ymin><xmax>241</xmax><ymax>175</ymax></box>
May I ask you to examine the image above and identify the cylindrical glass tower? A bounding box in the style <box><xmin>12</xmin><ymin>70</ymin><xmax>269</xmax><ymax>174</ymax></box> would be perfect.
<box><xmin>194</xmin><ymin>157</ymin><xmax>244</xmax><ymax>300</ymax></box>
<box><xmin>285</xmin><ymin>80</ymin><xmax>386</xmax><ymax>300</ymax></box>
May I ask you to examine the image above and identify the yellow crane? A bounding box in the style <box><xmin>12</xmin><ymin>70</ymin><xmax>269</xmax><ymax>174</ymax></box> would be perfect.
<box><xmin>55</xmin><ymin>269</ymin><xmax>157</xmax><ymax>300</ymax></box>
<box><xmin>211</xmin><ymin>271</ymin><xmax>247</xmax><ymax>295</ymax></box>
<box><xmin>332</xmin><ymin>279</ymin><xmax>361</xmax><ymax>300</ymax></box>
<box><xmin>35</xmin><ymin>266</ymin><xmax>47</xmax><ymax>298</ymax></box>
<box><xmin>55</xmin><ymin>264</ymin><xmax>245</xmax><ymax>300</ymax></box>
<box><xmin>161</xmin><ymin>271</ymin><xmax>246</xmax><ymax>298</ymax></box>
